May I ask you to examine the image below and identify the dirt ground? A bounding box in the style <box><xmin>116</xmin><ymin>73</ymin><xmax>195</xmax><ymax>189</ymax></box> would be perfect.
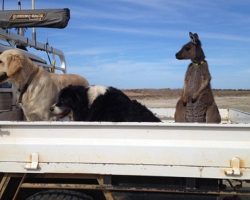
<box><xmin>123</xmin><ymin>89</ymin><xmax>250</xmax><ymax>112</ymax></box>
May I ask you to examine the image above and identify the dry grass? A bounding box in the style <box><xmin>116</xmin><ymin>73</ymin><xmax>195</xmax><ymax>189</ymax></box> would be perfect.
<box><xmin>123</xmin><ymin>89</ymin><xmax>250</xmax><ymax>112</ymax></box>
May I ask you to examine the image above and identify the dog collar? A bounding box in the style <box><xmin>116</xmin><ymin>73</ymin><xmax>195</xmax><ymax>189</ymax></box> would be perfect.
<box><xmin>18</xmin><ymin>68</ymin><xmax>39</xmax><ymax>104</ymax></box>
<box><xmin>192</xmin><ymin>60</ymin><xmax>206</xmax><ymax>66</ymax></box>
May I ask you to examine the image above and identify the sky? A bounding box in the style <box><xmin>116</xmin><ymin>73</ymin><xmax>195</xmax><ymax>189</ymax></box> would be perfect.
<box><xmin>3</xmin><ymin>0</ymin><xmax>250</xmax><ymax>89</ymax></box>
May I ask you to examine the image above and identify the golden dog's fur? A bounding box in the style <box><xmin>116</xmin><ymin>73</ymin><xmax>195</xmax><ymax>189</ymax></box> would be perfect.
<box><xmin>0</xmin><ymin>49</ymin><xmax>89</xmax><ymax>121</ymax></box>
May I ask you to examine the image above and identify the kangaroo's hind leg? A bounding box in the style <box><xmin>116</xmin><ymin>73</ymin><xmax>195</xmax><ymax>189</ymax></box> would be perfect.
<box><xmin>206</xmin><ymin>102</ymin><xmax>221</xmax><ymax>123</ymax></box>
<box><xmin>175</xmin><ymin>99</ymin><xmax>186</xmax><ymax>122</ymax></box>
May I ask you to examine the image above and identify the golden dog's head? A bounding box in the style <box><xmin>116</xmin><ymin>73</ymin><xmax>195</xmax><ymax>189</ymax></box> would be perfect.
<box><xmin>0</xmin><ymin>49</ymin><xmax>25</xmax><ymax>83</ymax></box>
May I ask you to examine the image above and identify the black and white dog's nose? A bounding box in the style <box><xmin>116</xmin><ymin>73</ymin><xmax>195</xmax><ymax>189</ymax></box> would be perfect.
<box><xmin>50</xmin><ymin>106</ymin><xmax>54</xmax><ymax>112</ymax></box>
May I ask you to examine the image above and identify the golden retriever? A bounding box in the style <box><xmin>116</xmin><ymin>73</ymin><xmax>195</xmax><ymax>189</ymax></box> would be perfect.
<box><xmin>0</xmin><ymin>49</ymin><xmax>89</xmax><ymax>121</ymax></box>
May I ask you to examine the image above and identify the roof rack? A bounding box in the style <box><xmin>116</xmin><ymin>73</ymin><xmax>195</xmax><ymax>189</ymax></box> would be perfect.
<box><xmin>0</xmin><ymin>27</ymin><xmax>66</xmax><ymax>72</ymax></box>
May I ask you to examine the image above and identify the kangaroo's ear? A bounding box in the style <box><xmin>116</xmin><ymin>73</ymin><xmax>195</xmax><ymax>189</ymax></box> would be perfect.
<box><xmin>193</xmin><ymin>33</ymin><xmax>199</xmax><ymax>41</ymax></box>
<box><xmin>189</xmin><ymin>32</ymin><xmax>196</xmax><ymax>44</ymax></box>
<box><xmin>6</xmin><ymin>54</ymin><xmax>23</xmax><ymax>77</ymax></box>
<box><xmin>189</xmin><ymin>32</ymin><xmax>200</xmax><ymax>45</ymax></box>
<box><xmin>189</xmin><ymin>32</ymin><xmax>194</xmax><ymax>38</ymax></box>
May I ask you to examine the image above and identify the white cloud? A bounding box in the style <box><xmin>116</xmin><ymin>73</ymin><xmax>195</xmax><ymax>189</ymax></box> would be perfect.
<box><xmin>201</xmin><ymin>32</ymin><xmax>250</xmax><ymax>43</ymax></box>
<box><xmin>74</xmin><ymin>25</ymin><xmax>186</xmax><ymax>38</ymax></box>
<box><xmin>66</xmin><ymin>48</ymin><xmax>116</xmax><ymax>56</ymax></box>
<box><xmin>72</xmin><ymin>23</ymin><xmax>250</xmax><ymax>44</ymax></box>
<box><xmin>67</xmin><ymin>59</ymin><xmax>184</xmax><ymax>88</ymax></box>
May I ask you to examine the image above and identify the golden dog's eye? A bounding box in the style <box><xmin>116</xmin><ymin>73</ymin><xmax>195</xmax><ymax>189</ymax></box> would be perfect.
<box><xmin>0</xmin><ymin>60</ymin><xmax>2</xmax><ymax>64</ymax></box>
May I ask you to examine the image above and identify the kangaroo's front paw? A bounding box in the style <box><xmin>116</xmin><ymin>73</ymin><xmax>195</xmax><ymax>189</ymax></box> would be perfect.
<box><xmin>192</xmin><ymin>93</ymin><xmax>199</xmax><ymax>103</ymax></box>
<box><xmin>182</xmin><ymin>96</ymin><xmax>188</xmax><ymax>106</ymax></box>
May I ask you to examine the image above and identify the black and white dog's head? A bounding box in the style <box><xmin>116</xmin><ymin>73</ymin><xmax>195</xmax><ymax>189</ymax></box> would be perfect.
<box><xmin>50</xmin><ymin>85</ymin><xmax>107</xmax><ymax>120</ymax></box>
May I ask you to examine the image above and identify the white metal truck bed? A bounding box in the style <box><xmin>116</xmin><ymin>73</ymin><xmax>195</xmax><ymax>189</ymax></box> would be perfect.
<box><xmin>0</xmin><ymin>108</ymin><xmax>250</xmax><ymax>181</ymax></box>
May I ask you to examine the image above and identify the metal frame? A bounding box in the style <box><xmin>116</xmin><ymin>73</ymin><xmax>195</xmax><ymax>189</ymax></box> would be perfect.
<box><xmin>1</xmin><ymin>173</ymin><xmax>250</xmax><ymax>200</ymax></box>
<box><xmin>0</xmin><ymin>119</ymin><xmax>250</xmax><ymax>180</ymax></box>
<box><xmin>0</xmin><ymin>28</ymin><xmax>67</xmax><ymax>72</ymax></box>
<box><xmin>0</xmin><ymin>174</ymin><xmax>11</xmax><ymax>199</ymax></box>
<box><xmin>228</xmin><ymin>109</ymin><xmax>250</xmax><ymax>123</ymax></box>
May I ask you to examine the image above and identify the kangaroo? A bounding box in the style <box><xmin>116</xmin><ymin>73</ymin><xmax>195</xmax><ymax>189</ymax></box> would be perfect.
<box><xmin>174</xmin><ymin>32</ymin><xmax>221</xmax><ymax>123</ymax></box>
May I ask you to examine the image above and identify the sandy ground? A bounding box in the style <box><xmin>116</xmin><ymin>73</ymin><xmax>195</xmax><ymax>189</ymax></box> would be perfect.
<box><xmin>123</xmin><ymin>89</ymin><xmax>250</xmax><ymax>113</ymax></box>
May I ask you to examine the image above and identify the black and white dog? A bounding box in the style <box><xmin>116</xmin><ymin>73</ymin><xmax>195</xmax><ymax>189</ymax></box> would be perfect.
<box><xmin>50</xmin><ymin>85</ymin><xmax>161</xmax><ymax>122</ymax></box>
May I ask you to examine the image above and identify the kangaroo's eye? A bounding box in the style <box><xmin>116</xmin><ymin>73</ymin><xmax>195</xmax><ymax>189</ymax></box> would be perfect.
<box><xmin>0</xmin><ymin>60</ymin><xmax>3</xmax><ymax>64</ymax></box>
<box><xmin>185</xmin><ymin>47</ymin><xmax>191</xmax><ymax>51</ymax></box>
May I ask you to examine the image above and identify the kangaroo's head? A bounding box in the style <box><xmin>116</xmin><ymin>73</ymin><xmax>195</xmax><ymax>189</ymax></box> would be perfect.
<box><xmin>175</xmin><ymin>32</ymin><xmax>205</xmax><ymax>63</ymax></box>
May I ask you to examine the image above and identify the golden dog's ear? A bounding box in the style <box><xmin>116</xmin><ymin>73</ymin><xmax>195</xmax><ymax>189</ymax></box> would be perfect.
<box><xmin>6</xmin><ymin>54</ymin><xmax>23</xmax><ymax>77</ymax></box>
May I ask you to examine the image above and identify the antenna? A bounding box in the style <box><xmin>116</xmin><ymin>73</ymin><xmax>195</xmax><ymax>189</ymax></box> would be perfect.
<box><xmin>32</xmin><ymin>0</ymin><xmax>36</xmax><ymax>42</ymax></box>
<box><xmin>17</xmin><ymin>0</ymin><xmax>24</xmax><ymax>36</ymax></box>
<box><xmin>18</xmin><ymin>0</ymin><xmax>21</xmax><ymax>9</ymax></box>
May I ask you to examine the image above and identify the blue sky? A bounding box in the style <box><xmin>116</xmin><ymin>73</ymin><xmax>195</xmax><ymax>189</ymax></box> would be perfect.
<box><xmin>4</xmin><ymin>0</ymin><xmax>250</xmax><ymax>89</ymax></box>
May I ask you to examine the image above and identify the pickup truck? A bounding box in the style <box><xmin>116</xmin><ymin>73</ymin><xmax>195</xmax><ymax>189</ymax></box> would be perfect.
<box><xmin>0</xmin><ymin>7</ymin><xmax>250</xmax><ymax>200</ymax></box>
<box><xmin>0</xmin><ymin>108</ymin><xmax>250</xmax><ymax>200</ymax></box>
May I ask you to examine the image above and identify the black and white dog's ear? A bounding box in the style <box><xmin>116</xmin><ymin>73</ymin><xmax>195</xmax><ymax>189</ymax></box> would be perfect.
<box><xmin>189</xmin><ymin>32</ymin><xmax>199</xmax><ymax>45</ymax></box>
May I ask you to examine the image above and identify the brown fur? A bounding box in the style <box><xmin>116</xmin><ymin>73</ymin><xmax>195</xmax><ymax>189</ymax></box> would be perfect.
<box><xmin>0</xmin><ymin>49</ymin><xmax>89</xmax><ymax>121</ymax></box>
<box><xmin>174</xmin><ymin>32</ymin><xmax>221</xmax><ymax>123</ymax></box>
